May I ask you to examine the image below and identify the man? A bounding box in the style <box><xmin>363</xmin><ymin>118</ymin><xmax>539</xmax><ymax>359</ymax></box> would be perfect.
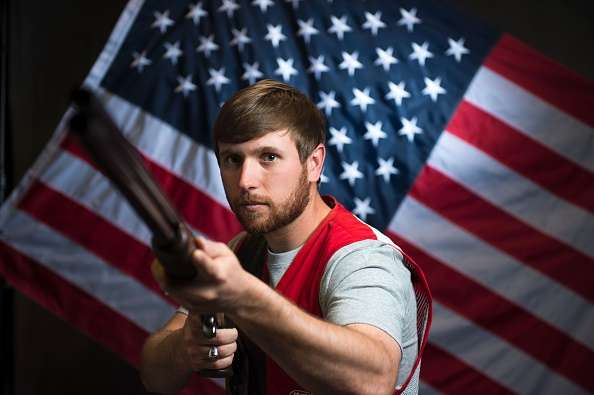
<box><xmin>140</xmin><ymin>80</ymin><xmax>428</xmax><ymax>395</ymax></box>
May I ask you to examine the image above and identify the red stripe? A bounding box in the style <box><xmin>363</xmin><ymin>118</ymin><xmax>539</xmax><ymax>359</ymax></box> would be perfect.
<box><xmin>388</xmin><ymin>231</ymin><xmax>594</xmax><ymax>393</ymax></box>
<box><xmin>18</xmin><ymin>180</ymin><xmax>163</xmax><ymax>297</ymax></box>
<box><xmin>411</xmin><ymin>164</ymin><xmax>594</xmax><ymax>304</ymax></box>
<box><xmin>484</xmin><ymin>34</ymin><xmax>594</xmax><ymax>129</ymax></box>
<box><xmin>0</xmin><ymin>239</ymin><xmax>146</xmax><ymax>366</ymax></box>
<box><xmin>0</xmin><ymin>241</ymin><xmax>225</xmax><ymax>395</ymax></box>
<box><xmin>448</xmin><ymin>100</ymin><xmax>594</xmax><ymax>214</ymax></box>
<box><xmin>62</xmin><ymin>134</ymin><xmax>242</xmax><ymax>243</ymax></box>
<box><xmin>421</xmin><ymin>342</ymin><xmax>514</xmax><ymax>395</ymax></box>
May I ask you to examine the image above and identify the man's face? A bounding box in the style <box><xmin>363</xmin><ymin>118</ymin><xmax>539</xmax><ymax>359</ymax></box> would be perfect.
<box><xmin>218</xmin><ymin>130</ymin><xmax>311</xmax><ymax>234</ymax></box>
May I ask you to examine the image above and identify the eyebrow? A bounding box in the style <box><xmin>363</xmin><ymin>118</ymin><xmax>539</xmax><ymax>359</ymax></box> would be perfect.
<box><xmin>219</xmin><ymin>145</ymin><xmax>282</xmax><ymax>157</ymax></box>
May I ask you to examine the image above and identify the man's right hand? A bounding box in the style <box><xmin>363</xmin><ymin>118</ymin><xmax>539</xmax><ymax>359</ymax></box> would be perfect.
<box><xmin>179</xmin><ymin>310</ymin><xmax>238</xmax><ymax>372</ymax></box>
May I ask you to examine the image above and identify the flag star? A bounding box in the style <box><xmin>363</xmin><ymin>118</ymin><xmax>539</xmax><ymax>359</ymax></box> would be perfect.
<box><xmin>297</xmin><ymin>18</ymin><xmax>319</xmax><ymax>44</ymax></box>
<box><xmin>422</xmin><ymin>76</ymin><xmax>446</xmax><ymax>102</ymax></box>
<box><xmin>218</xmin><ymin>0</ymin><xmax>240</xmax><ymax>18</ymax></box>
<box><xmin>375</xmin><ymin>47</ymin><xmax>398</xmax><ymax>71</ymax></box>
<box><xmin>152</xmin><ymin>10</ymin><xmax>174</xmax><ymax>34</ymax></box>
<box><xmin>328</xmin><ymin>15</ymin><xmax>352</xmax><ymax>40</ymax></box>
<box><xmin>186</xmin><ymin>2</ymin><xmax>207</xmax><ymax>25</ymax></box>
<box><xmin>317</xmin><ymin>91</ymin><xmax>341</xmax><ymax>116</ymax></box>
<box><xmin>206</xmin><ymin>68</ymin><xmax>230</xmax><ymax>92</ymax></box>
<box><xmin>363</xmin><ymin>121</ymin><xmax>387</xmax><ymax>147</ymax></box>
<box><xmin>399</xmin><ymin>117</ymin><xmax>423</xmax><ymax>142</ymax></box>
<box><xmin>275</xmin><ymin>57</ymin><xmax>298</xmax><ymax>81</ymax></box>
<box><xmin>197</xmin><ymin>34</ymin><xmax>219</xmax><ymax>57</ymax></box>
<box><xmin>353</xmin><ymin>197</ymin><xmax>376</xmax><ymax>221</ymax></box>
<box><xmin>242</xmin><ymin>62</ymin><xmax>263</xmax><ymax>84</ymax></box>
<box><xmin>230</xmin><ymin>28</ymin><xmax>252</xmax><ymax>51</ymax></box>
<box><xmin>328</xmin><ymin>126</ymin><xmax>352</xmax><ymax>153</ymax></box>
<box><xmin>385</xmin><ymin>81</ymin><xmax>411</xmax><ymax>106</ymax></box>
<box><xmin>130</xmin><ymin>51</ymin><xmax>152</xmax><ymax>72</ymax></box>
<box><xmin>398</xmin><ymin>7</ymin><xmax>421</xmax><ymax>32</ymax></box>
<box><xmin>175</xmin><ymin>74</ymin><xmax>197</xmax><ymax>97</ymax></box>
<box><xmin>163</xmin><ymin>41</ymin><xmax>182</xmax><ymax>65</ymax></box>
<box><xmin>375</xmin><ymin>157</ymin><xmax>399</xmax><ymax>182</ymax></box>
<box><xmin>339</xmin><ymin>51</ymin><xmax>363</xmax><ymax>77</ymax></box>
<box><xmin>308</xmin><ymin>55</ymin><xmax>330</xmax><ymax>80</ymax></box>
<box><xmin>285</xmin><ymin>0</ymin><xmax>301</xmax><ymax>9</ymax></box>
<box><xmin>362</xmin><ymin>11</ymin><xmax>386</xmax><ymax>36</ymax></box>
<box><xmin>339</xmin><ymin>161</ymin><xmax>364</xmax><ymax>186</ymax></box>
<box><xmin>446</xmin><ymin>37</ymin><xmax>470</xmax><ymax>62</ymax></box>
<box><xmin>265</xmin><ymin>24</ymin><xmax>287</xmax><ymax>48</ymax></box>
<box><xmin>409</xmin><ymin>41</ymin><xmax>433</xmax><ymax>66</ymax></box>
<box><xmin>320</xmin><ymin>172</ymin><xmax>330</xmax><ymax>184</ymax></box>
<box><xmin>252</xmin><ymin>0</ymin><xmax>274</xmax><ymax>12</ymax></box>
<box><xmin>350</xmin><ymin>87</ymin><xmax>375</xmax><ymax>112</ymax></box>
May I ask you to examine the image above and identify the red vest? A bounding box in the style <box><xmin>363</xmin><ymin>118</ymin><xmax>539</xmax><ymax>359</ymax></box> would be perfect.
<box><xmin>235</xmin><ymin>196</ymin><xmax>432</xmax><ymax>395</ymax></box>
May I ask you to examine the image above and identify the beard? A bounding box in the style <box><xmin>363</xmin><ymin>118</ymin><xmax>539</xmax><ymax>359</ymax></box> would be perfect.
<box><xmin>229</xmin><ymin>166</ymin><xmax>311</xmax><ymax>235</ymax></box>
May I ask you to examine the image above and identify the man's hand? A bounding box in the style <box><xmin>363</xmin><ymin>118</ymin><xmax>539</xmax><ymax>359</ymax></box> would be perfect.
<box><xmin>179</xmin><ymin>310</ymin><xmax>238</xmax><ymax>371</ymax></box>
<box><xmin>151</xmin><ymin>236</ymin><xmax>252</xmax><ymax>314</ymax></box>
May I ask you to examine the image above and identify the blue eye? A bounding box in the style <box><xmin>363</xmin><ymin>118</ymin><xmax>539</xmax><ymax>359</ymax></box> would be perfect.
<box><xmin>263</xmin><ymin>153</ymin><xmax>277</xmax><ymax>162</ymax></box>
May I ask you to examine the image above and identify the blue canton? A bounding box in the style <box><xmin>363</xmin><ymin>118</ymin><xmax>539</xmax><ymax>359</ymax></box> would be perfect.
<box><xmin>101</xmin><ymin>0</ymin><xmax>499</xmax><ymax>230</ymax></box>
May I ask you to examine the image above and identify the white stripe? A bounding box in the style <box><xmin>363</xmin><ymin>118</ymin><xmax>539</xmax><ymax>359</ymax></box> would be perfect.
<box><xmin>389</xmin><ymin>196</ymin><xmax>594</xmax><ymax>350</ymax></box>
<box><xmin>39</xmin><ymin>149</ymin><xmax>205</xmax><ymax>244</ymax></box>
<box><xmin>40</xmin><ymin>150</ymin><xmax>152</xmax><ymax>245</ymax></box>
<box><xmin>0</xmin><ymin>209</ymin><xmax>174</xmax><ymax>333</ymax></box>
<box><xmin>465</xmin><ymin>66</ymin><xmax>594</xmax><ymax>172</ymax></box>
<box><xmin>94</xmin><ymin>89</ymin><xmax>230</xmax><ymax>210</ymax></box>
<box><xmin>430</xmin><ymin>131</ymin><xmax>594</xmax><ymax>259</ymax></box>
<box><xmin>431</xmin><ymin>302</ymin><xmax>588</xmax><ymax>395</ymax></box>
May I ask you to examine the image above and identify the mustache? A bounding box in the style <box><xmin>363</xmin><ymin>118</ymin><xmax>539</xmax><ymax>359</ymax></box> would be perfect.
<box><xmin>237</xmin><ymin>194</ymin><xmax>270</xmax><ymax>205</ymax></box>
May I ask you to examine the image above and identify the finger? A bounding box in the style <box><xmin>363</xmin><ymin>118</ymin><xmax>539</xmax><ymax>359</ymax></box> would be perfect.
<box><xmin>199</xmin><ymin>327</ymin><xmax>238</xmax><ymax>345</ymax></box>
<box><xmin>196</xmin><ymin>236</ymin><xmax>230</xmax><ymax>258</ymax></box>
<box><xmin>186</xmin><ymin>315</ymin><xmax>238</xmax><ymax>343</ymax></box>
<box><xmin>191</xmin><ymin>249</ymin><xmax>220</xmax><ymax>280</ymax></box>
<box><xmin>201</xmin><ymin>342</ymin><xmax>237</xmax><ymax>360</ymax></box>
<box><xmin>214</xmin><ymin>327</ymin><xmax>239</xmax><ymax>345</ymax></box>
<box><xmin>201</xmin><ymin>354</ymin><xmax>234</xmax><ymax>371</ymax></box>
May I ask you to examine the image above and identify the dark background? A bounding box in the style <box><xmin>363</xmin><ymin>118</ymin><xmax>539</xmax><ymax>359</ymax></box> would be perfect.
<box><xmin>2</xmin><ymin>1</ymin><xmax>593</xmax><ymax>394</ymax></box>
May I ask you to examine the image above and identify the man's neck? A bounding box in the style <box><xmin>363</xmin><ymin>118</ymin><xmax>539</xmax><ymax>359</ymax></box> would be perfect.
<box><xmin>264</xmin><ymin>192</ymin><xmax>331</xmax><ymax>253</ymax></box>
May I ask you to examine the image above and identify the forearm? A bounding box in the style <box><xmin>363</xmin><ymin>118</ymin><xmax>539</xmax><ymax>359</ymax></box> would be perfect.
<box><xmin>230</xmin><ymin>280</ymin><xmax>398</xmax><ymax>395</ymax></box>
<box><xmin>140</xmin><ymin>328</ymin><xmax>192</xmax><ymax>394</ymax></box>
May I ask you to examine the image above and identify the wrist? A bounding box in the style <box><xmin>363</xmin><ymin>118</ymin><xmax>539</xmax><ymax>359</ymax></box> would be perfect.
<box><xmin>226</xmin><ymin>272</ymin><xmax>269</xmax><ymax>322</ymax></box>
<box><xmin>227</xmin><ymin>275</ymin><xmax>281</xmax><ymax>331</ymax></box>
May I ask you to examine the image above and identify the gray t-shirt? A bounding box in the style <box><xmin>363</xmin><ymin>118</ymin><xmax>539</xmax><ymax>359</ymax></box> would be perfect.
<box><xmin>267</xmin><ymin>237</ymin><xmax>419</xmax><ymax>394</ymax></box>
<box><xmin>180</xmin><ymin>233</ymin><xmax>420</xmax><ymax>393</ymax></box>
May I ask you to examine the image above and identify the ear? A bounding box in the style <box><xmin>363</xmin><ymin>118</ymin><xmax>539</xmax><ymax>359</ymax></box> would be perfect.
<box><xmin>307</xmin><ymin>144</ymin><xmax>326</xmax><ymax>183</ymax></box>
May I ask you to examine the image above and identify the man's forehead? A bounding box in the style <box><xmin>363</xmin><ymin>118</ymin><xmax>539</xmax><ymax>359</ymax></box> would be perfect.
<box><xmin>218</xmin><ymin>129</ymin><xmax>296</xmax><ymax>152</ymax></box>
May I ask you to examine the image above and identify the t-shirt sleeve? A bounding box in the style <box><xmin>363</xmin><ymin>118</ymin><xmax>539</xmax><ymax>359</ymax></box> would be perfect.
<box><xmin>319</xmin><ymin>240</ymin><xmax>414</xmax><ymax>349</ymax></box>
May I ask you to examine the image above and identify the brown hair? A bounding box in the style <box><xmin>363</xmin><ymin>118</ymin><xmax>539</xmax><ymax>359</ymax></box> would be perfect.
<box><xmin>213</xmin><ymin>79</ymin><xmax>326</xmax><ymax>162</ymax></box>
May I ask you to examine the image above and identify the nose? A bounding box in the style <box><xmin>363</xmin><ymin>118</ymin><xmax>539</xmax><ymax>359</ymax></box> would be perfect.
<box><xmin>238</xmin><ymin>159</ymin><xmax>260</xmax><ymax>191</ymax></box>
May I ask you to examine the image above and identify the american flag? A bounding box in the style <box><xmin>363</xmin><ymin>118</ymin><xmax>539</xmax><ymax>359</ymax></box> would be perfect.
<box><xmin>1</xmin><ymin>0</ymin><xmax>593</xmax><ymax>394</ymax></box>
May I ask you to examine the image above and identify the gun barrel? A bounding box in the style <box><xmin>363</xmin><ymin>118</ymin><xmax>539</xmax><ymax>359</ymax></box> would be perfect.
<box><xmin>68</xmin><ymin>88</ymin><xmax>196</xmax><ymax>279</ymax></box>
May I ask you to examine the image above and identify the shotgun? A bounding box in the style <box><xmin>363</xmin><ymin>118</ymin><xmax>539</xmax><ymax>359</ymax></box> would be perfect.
<box><xmin>68</xmin><ymin>88</ymin><xmax>231</xmax><ymax>378</ymax></box>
